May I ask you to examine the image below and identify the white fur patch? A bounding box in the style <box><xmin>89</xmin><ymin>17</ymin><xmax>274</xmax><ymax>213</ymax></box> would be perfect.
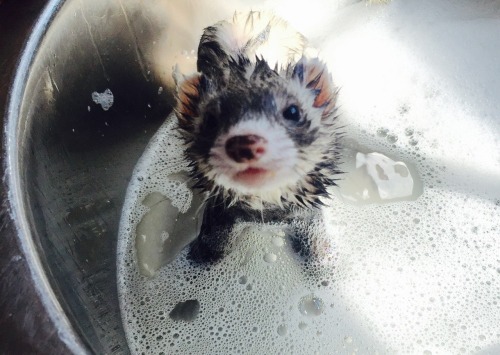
<box><xmin>214</xmin><ymin>11</ymin><xmax>306</xmax><ymax>70</ymax></box>
<box><xmin>208</xmin><ymin>117</ymin><xmax>300</xmax><ymax>197</ymax></box>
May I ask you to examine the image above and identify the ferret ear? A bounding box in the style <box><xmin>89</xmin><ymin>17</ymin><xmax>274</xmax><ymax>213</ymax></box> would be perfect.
<box><xmin>197</xmin><ymin>24</ymin><xmax>231</xmax><ymax>79</ymax></box>
<box><xmin>292</xmin><ymin>58</ymin><xmax>337</xmax><ymax>119</ymax></box>
<box><xmin>176</xmin><ymin>73</ymin><xmax>203</xmax><ymax>124</ymax></box>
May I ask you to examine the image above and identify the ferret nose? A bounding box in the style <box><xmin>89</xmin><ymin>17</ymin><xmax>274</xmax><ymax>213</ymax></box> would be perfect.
<box><xmin>225</xmin><ymin>135</ymin><xmax>267</xmax><ymax>163</ymax></box>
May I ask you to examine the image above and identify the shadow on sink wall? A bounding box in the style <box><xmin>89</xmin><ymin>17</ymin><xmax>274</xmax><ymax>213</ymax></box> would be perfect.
<box><xmin>11</xmin><ymin>0</ymin><xmax>173</xmax><ymax>352</ymax></box>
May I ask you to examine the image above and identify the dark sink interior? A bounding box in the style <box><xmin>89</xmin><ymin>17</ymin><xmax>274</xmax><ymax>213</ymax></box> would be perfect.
<box><xmin>9</xmin><ymin>0</ymin><xmax>176</xmax><ymax>352</ymax></box>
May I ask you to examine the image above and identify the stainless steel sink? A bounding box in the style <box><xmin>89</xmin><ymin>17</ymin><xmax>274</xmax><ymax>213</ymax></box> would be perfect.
<box><xmin>5</xmin><ymin>0</ymin><xmax>173</xmax><ymax>352</ymax></box>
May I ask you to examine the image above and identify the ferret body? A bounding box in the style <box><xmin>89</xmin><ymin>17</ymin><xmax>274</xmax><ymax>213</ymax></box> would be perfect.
<box><xmin>175</xmin><ymin>12</ymin><xmax>342</xmax><ymax>263</ymax></box>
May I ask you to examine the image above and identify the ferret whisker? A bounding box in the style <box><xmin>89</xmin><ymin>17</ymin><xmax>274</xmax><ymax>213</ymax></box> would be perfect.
<box><xmin>259</xmin><ymin>194</ymin><xmax>264</xmax><ymax>223</ymax></box>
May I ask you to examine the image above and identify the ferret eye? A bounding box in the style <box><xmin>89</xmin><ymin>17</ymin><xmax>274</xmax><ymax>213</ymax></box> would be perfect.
<box><xmin>282</xmin><ymin>105</ymin><xmax>301</xmax><ymax>122</ymax></box>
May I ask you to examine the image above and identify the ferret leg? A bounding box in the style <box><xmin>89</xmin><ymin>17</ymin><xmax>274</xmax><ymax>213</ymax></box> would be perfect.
<box><xmin>287</xmin><ymin>224</ymin><xmax>315</xmax><ymax>262</ymax></box>
<box><xmin>187</xmin><ymin>198</ymin><xmax>236</xmax><ymax>264</ymax></box>
<box><xmin>285</xmin><ymin>212</ymin><xmax>325</xmax><ymax>262</ymax></box>
<box><xmin>187</xmin><ymin>224</ymin><xmax>234</xmax><ymax>264</ymax></box>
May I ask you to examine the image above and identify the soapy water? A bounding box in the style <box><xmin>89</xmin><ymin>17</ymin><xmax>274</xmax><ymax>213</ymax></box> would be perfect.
<box><xmin>117</xmin><ymin>1</ymin><xmax>500</xmax><ymax>354</ymax></box>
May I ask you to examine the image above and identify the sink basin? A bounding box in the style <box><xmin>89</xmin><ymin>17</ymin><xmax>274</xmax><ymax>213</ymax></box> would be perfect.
<box><xmin>5</xmin><ymin>0</ymin><xmax>500</xmax><ymax>353</ymax></box>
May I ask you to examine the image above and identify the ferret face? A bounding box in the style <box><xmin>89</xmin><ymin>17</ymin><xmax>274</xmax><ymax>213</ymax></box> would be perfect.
<box><xmin>176</xmin><ymin>57</ymin><xmax>340</xmax><ymax>208</ymax></box>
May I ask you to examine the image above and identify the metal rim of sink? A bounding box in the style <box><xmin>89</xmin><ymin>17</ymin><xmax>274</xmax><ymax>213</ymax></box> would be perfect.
<box><xmin>4</xmin><ymin>0</ymin><xmax>88</xmax><ymax>353</ymax></box>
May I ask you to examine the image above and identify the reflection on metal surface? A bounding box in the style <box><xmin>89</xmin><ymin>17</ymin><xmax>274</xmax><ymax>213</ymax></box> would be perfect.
<box><xmin>6</xmin><ymin>0</ymin><xmax>89</xmax><ymax>353</ymax></box>
<box><xmin>6</xmin><ymin>0</ymin><xmax>179</xmax><ymax>352</ymax></box>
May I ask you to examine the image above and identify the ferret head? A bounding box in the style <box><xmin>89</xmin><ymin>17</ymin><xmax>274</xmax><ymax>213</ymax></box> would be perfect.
<box><xmin>175</xmin><ymin>56</ymin><xmax>341</xmax><ymax>209</ymax></box>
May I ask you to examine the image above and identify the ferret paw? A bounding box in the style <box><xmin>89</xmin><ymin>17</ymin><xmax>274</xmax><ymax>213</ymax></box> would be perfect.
<box><xmin>288</xmin><ymin>232</ymin><xmax>314</xmax><ymax>262</ymax></box>
<box><xmin>186</xmin><ymin>236</ymin><xmax>226</xmax><ymax>265</ymax></box>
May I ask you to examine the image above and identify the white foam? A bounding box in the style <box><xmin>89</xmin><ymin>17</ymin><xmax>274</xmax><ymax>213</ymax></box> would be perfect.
<box><xmin>117</xmin><ymin>1</ymin><xmax>500</xmax><ymax>354</ymax></box>
<box><xmin>91</xmin><ymin>88</ymin><xmax>114</xmax><ymax>111</ymax></box>
<box><xmin>117</xmin><ymin>115</ymin><xmax>205</xmax><ymax>277</ymax></box>
<box><xmin>335</xmin><ymin>148</ymin><xmax>422</xmax><ymax>204</ymax></box>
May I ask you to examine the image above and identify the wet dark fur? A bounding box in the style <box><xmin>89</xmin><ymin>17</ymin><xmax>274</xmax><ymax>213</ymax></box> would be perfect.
<box><xmin>175</xmin><ymin>18</ymin><xmax>342</xmax><ymax>263</ymax></box>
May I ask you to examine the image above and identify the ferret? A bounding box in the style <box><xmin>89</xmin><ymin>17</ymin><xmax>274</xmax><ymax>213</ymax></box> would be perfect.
<box><xmin>174</xmin><ymin>12</ymin><xmax>342</xmax><ymax>263</ymax></box>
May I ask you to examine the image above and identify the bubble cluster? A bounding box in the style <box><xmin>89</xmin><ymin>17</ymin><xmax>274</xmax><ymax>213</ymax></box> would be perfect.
<box><xmin>117</xmin><ymin>113</ymin><xmax>385</xmax><ymax>354</ymax></box>
<box><xmin>118</xmin><ymin>109</ymin><xmax>500</xmax><ymax>354</ymax></box>
<box><xmin>117</xmin><ymin>1</ymin><xmax>500</xmax><ymax>353</ymax></box>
